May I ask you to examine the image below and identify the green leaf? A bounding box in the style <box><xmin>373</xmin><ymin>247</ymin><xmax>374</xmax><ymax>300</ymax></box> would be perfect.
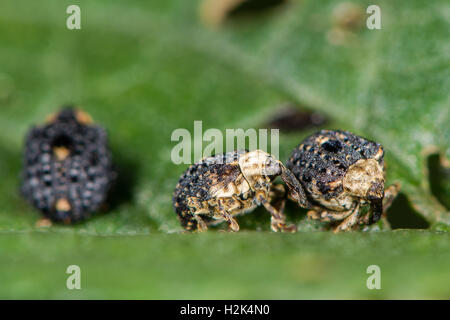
<box><xmin>0</xmin><ymin>0</ymin><xmax>448</xmax><ymax>298</ymax></box>
<box><xmin>1</xmin><ymin>230</ymin><xmax>449</xmax><ymax>299</ymax></box>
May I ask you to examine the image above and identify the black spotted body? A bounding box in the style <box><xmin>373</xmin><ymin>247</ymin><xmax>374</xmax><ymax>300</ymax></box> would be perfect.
<box><xmin>173</xmin><ymin>150</ymin><xmax>304</xmax><ymax>232</ymax></box>
<box><xmin>21</xmin><ymin>108</ymin><xmax>114</xmax><ymax>223</ymax></box>
<box><xmin>286</xmin><ymin>130</ymin><xmax>397</xmax><ymax>231</ymax></box>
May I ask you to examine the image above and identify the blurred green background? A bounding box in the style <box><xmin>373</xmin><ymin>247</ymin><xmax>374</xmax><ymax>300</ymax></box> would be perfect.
<box><xmin>0</xmin><ymin>0</ymin><xmax>448</xmax><ymax>299</ymax></box>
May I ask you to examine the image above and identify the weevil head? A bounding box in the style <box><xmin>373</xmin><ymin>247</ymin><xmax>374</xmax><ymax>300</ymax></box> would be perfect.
<box><xmin>343</xmin><ymin>158</ymin><xmax>385</xmax><ymax>200</ymax></box>
<box><xmin>239</xmin><ymin>150</ymin><xmax>282</xmax><ymax>182</ymax></box>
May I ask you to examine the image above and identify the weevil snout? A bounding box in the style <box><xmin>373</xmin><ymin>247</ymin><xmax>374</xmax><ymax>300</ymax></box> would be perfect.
<box><xmin>367</xmin><ymin>180</ymin><xmax>384</xmax><ymax>200</ymax></box>
<box><xmin>366</xmin><ymin>182</ymin><xmax>384</xmax><ymax>224</ymax></box>
<box><xmin>369</xmin><ymin>198</ymin><xmax>383</xmax><ymax>224</ymax></box>
<box><xmin>281</xmin><ymin>166</ymin><xmax>311</xmax><ymax>208</ymax></box>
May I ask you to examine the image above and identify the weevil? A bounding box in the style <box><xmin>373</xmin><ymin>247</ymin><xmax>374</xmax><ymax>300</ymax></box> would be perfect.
<box><xmin>172</xmin><ymin>150</ymin><xmax>310</xmax><ymax>232</ymax></box>
<box><xmin>21</xmin><ymin>107</ymin><xmax>115</xmax><ymax>224</ymax></box>
<box><xmin>286</xmin><ymin>129</ymin><xmax>399</xmax><ymax>232</ymax></box>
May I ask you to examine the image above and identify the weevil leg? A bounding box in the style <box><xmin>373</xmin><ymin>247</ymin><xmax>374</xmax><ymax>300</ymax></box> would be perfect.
<box><xmin>269</xmin><ymin>183</ymin><xmax>286</xmax><ymax>214</ymax></box>
<box><xmin>193</xmin><ymin>214</ymin><xmax>208</xmax><ymax>232</ymax></box>
<box><xmin>270</xmin><ymin>183</ymin><xmax>286</xmax><ymax>197</ymax></box>
<box><xmin>231</xmin><ymin>195</ymin><xmax>245</xmax><ymax>210</ymax></box>
<box><xmin>383</xmin><ymin>183</ymin><xmax>400</xmax><ymax>213</ymax></box>
<box><xmin>306</xmin><ymin>209</ymin><xmax>322</xmax><ymax>221</ymax></box>
<box><xmin>307</xmin><ymin>208</ymin><xmax>353</xmax><ymax>222</ymax></box>
<box><xmin>256</xmin><ymin>191</ymin><xmax>297</xmax><ymax>233</ymax></box>
<box><xmin>218</xmin><ymin>198</ymin><xmax>240</xmax><ymax>232</ymax></box>
<box><xmin>333</xmin><ymin>204</ymin><xmax>360</xmax><ymax>233</ymax></box>
<box><xmin>36</xmin><ymin>217</ymin><xmax>52</xmax><ymax>228</ymax></box>
<box><xmin>181</xmin><ymin>217</ymin><xmax>197</xmax><ymax>232</ymax></box>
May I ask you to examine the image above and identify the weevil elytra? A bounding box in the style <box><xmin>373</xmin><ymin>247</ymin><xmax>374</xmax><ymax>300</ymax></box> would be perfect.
<box><xmin>173</xmin><ymin>150</ymin><xmax>310</xmax><ymax>232</ymax></box>
<box><xmin>286</xmin><ymin>129</ymin><xmax>399</xmax><ymax>232</ymax></box>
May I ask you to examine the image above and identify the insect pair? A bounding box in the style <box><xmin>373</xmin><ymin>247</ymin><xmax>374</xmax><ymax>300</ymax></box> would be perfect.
<box><xmin>173</xmin><ymin>130</ymin><xmax>399</xmax><ymax>232</ymax></box>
